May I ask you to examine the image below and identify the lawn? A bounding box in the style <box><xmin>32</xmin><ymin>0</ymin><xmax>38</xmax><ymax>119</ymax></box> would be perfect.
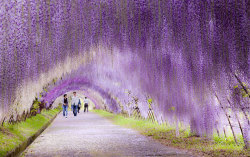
<box><xmin>93</xmin><ymin>109</ymin><xmax>250</xmax><ymax>157</ymax></box>
<box><xmin>0</xmin><ymin>108</ymin><xmax>61</xmax><ymax>157</ymax></box>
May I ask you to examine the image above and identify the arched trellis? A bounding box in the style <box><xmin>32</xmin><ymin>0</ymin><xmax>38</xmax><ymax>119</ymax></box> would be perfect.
<box><xmin>51</xmin><ymin>90</ymin><xmax>99</xmax><ymax>110</ymax></box>
<box><xmin>42</xmin><ymin>77</ymin><xmax>120</xmax><ymax>113</ymax></box>
<box><xmin>0</xmin><ymin>0</ymin><xmax>249</xmax><ymax>149</ymax></box>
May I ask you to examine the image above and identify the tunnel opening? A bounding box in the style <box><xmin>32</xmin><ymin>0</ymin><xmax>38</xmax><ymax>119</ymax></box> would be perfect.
<box><xmin>52</xmin><ymin>91</ymin><xmax>97</xmax><ymax>111</ymax></box>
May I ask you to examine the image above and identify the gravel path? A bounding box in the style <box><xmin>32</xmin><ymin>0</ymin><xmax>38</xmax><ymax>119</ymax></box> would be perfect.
<box><xmin>21</xmin><ymin>111</ymin><xmax>195</xmax><ymax>157</ymax></box>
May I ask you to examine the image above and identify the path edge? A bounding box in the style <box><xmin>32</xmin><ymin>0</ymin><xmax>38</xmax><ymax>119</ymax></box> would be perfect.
<box><xmin>5</xmin><ymin>111</ymin><xmax>61</xmax><ymax>157</ymax></box>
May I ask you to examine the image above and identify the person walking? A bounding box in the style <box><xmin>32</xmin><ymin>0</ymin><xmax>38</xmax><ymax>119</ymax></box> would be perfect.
<box><xmin>62</xmin><ymin>94</ymin><xmax>68</xmax><ymax>118</ymax></box>
<box><xmin>71</xmin><ymin>92</ymin><xmax>80</xmax><ymax>116</ymax></box>
<box><xmin>77</xmin><ymin>98</ymin><xmax>81</xmax><ymax>113</ymax></box>
<box><xmin>84</xmin><ymin>97</ymin><xmax>89</xmax><ymax>113</ymax></box>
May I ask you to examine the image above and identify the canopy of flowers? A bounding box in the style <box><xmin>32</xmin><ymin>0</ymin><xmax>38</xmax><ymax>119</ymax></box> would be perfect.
<box><xmin>0</xmin><ymin>0</ymin><xmax>249</xmax><ymax>146</ymax></box>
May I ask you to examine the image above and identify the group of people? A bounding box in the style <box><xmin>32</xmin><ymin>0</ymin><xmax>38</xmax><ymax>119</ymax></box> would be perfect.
<box><xmin>62</xmin><ymin>92</ymin><xmax>89</xmax><ymax>118</ymax></box>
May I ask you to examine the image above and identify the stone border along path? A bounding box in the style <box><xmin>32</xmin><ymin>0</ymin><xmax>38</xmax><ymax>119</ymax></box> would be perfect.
<box><xmin>20</xmin><ymin>111</ymin><xmax>195</xmax><ymax>157</ymax></box>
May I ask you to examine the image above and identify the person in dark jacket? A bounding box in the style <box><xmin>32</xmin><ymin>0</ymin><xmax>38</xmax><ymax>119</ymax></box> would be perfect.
<box><xmin>62</xmin><ymin>94</ymin><xmax>68</xmax><ymax>118</ymax></box>
<box><xmin>77</xmin><ymin>99</ymin><xmax>81</xmax><ymax>113</ymax></box>
<box><xmin>84</xmin><ymin>97</ymin><xmax>89</xmax><ymax>113</ymax></box>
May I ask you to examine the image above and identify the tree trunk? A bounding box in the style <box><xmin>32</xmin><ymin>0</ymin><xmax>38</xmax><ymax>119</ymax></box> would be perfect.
<box><xmin>215</xmin><ymin>121</ymin><xmax>220</xmax><ymax>137</ymax></box>
<box><xmin>1</xmin><ymin>117</ymin><xmax>6</xmax><ymax>126</ymax></box>
<box><xmin>190</xmin><ymin>117</ymin><xmax>199</xmax><ymax>137</ymax></box>
<box><xmin>234</xmin><ymin>73</ymin><xmax>250</xmax><ymax>98</ymax></box>
<box><xmin>223</xmin><ymin>127</ymin><xmax>227</xmax><ymax>139</ymax></box>
<box><xmin>215</xmin><ymin>93</ymin><xmax>238</xmax><ymax>145</ymax></box>
<box><xmin>235</xmin><ymin>113</ymin><xmax>249</xmax><ymax>149</ymax></box>
<box><xmin>161</xmin><ymin>116</ymin><xmax>164</xmax><ymax>125</ymax></box>
<box><xmin>227</xmin><ymin>99</ymin><xmax>249</xmax><ymax>149</ymax></box>
<box><xmin>175</xmin><ymin>115</ymin><xmax>179</xmax><ymax>137</ymax></box>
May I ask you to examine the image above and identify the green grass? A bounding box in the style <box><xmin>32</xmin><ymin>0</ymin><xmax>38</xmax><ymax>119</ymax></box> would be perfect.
<box><xmin>0</xmin><ymin>108</ymin><xmax>61</xmax><ymax>157</ymax></box>
<box><xmin>93</xmin><ymin>109</ymin><xmax>250</xmax><ymax>157</ymax></box>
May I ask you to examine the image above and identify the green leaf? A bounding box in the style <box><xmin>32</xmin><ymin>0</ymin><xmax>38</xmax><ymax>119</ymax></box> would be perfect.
<box><xmin>233</xmin><ymin>85</ymin><xmax>238</xmax><ymax>89</ymax></box>
<box><xmin>171</xmin><ymin>106</ymin><xmax>175</xmax><ymax>111</ymax></box>
<box><xmin>147</xmin><ymin>98</ymin><xmax>153</xmax><ymax>104</ymax></box>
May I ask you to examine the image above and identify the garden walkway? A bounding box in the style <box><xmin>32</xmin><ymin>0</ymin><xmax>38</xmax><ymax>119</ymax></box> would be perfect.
<box><xmin>21</xmin><ymin>111</ymin><xmax>194</xmax><ymax>157</ymax></box>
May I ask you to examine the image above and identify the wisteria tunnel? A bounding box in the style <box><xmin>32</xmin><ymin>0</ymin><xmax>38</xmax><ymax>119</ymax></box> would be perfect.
<box><xmin>0</xmin><ymin>0</ymin><xmax>249</xmax><ymax>156</ymax></box>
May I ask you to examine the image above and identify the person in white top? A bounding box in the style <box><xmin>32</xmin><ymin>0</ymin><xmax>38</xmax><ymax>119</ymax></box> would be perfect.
<box><xmin>71</xmin><ymin>92</ymin><xmax>80</xmax><ymax>116</ymax></box>
<box><xmin>84</xmin><ymin>97</ymin><xmax>89</xmax><ymax>113</ymax></box>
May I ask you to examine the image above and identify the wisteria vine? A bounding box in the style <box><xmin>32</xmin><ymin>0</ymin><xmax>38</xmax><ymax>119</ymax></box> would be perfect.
<box><xmin>0</xmin><ymin>0</ymin><xmax>249</xmax><ymax>148</ymax></box>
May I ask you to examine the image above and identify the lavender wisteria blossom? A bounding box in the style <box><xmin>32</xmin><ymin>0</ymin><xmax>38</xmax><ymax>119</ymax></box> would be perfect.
<box><xmin>0</xmin><ymin>0</ymin><xmax>249</xmax><ymax>147</ymax></box>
